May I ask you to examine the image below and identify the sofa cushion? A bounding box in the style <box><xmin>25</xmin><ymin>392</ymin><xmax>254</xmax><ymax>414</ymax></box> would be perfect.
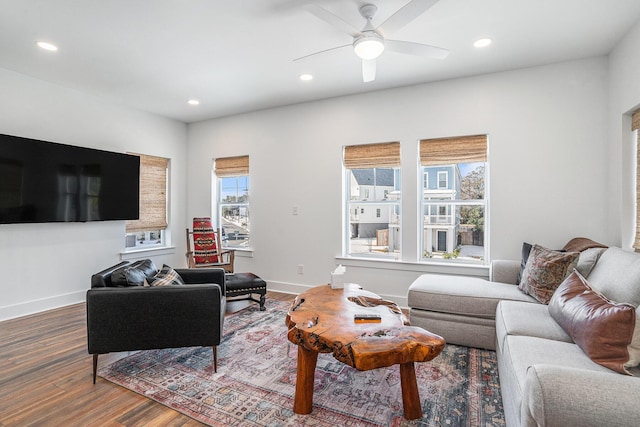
<box><xmin>408</xmin><ymin>274</ymin><xmax>536</xmax><ymax>319</ymax></box>
<box><xmin>495</xmin><ymin>301</ymin><xmax>572</xmax><ymax>353</ymax></box>
<box><xmin>586</xmin><ymin>247</ymin><xmax>640</xmax><ymax>306</ymax></box>
<box><xmin>110</xmin><ymin>259</ymin><xmax>157</xmax><ymax>287</ymax></box>
<box><xmin>549</xmin><ymin>270</ymin><xmax>640</xmax><ymax>375</ymax></box>
<box><xmin>499</xmin><ymin>335</ymin><xmax>614</xmax><ymax>427</ymax></box>
<box><xmin>518</xmin><ymin>244</ymin><xmax>579</xmax><ymax>304</ymax></box>
<box><xmin>147</xmin><ymin>264</ymin><xmax>185</xmax><ymax>287</ymax></box>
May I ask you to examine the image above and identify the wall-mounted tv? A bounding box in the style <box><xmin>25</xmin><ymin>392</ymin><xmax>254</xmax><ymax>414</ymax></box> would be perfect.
<box><xmin>0</xmin><ymin>133</ymin><xmax>139</xmax><ymax>224</ymax></box>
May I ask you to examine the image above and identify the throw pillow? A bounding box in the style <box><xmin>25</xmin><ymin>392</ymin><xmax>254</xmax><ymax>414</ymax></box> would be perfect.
<box><xmin>518</xmin><ymin>244</ymin><xmax>579</xmax><ymax>304</ymax></box>
<box><xmin>516</xmin><ymin>242</ymin><xmax>533</xmax><ymax>284</ymax></box>
<box><xmin>146</xmin><ymin>264</ymin><xmax>185</xmax><ymax>287</ymax></box>
<box><xmin>110</xmin><ymin>259</ymin><xmax>158</xmax><ymax>287</ymax></box>
<box><xmin>548</xmin><ymin>270</ymin><xmax>640</xmax><ymax>375</ymax></box>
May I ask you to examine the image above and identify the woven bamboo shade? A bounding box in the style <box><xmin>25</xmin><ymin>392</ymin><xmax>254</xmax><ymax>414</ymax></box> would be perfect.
<box><xmin>126</xmin><ymin>154</ymin><xmax>168</xmax><ymax>232</ymax></box>
<box><xmin>420</xmin><ymin>135</ymin><xmax>487</xmax><ymax>166</ymax></box>
<box><xmin>215</xmin><ymin>155</ymin><xmax>249</xmax><ymax>177</ymax></box>
<box><xmin>343</xmin><ymin>142</ymin><xmax>400</xmax><ymax>169</ymax></box>
<box><xmin>633</xmin><ymin>109</ymin><xmax>640</xmax><ymax>131</ymax></box>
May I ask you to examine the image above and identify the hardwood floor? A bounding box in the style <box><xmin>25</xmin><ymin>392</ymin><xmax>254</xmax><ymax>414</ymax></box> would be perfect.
<box><xmin>0</xmin><ymin>291</ymin><xmax>295</xmax><ymax>427</ymax></box>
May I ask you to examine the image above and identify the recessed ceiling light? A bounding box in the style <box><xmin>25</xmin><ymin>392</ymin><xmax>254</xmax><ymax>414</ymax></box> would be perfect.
<box><xmin>299</xmin><ymin>74</ymin><xmax>313</xmax><ymax>81</ymax></box>
<box><xmin>187</xmin><ymin>99</ymin><xmax>200</xmax><ymax>106</ymax></box>
<box><xmin>474</xmin><ymin>38</ymin><xmax>492</xmax><ymax>48</ymax></box>
<box><xmin>36</xmin><ymin>41</ymin><xmax>58</xmax><ymax>52</ymax></box>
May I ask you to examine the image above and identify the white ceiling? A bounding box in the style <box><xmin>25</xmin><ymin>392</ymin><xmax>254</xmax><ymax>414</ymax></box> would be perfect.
<box><xmin>2</xmin><ymin>0</ymin><xmax>640</xmax><ymax>123</ymax></box>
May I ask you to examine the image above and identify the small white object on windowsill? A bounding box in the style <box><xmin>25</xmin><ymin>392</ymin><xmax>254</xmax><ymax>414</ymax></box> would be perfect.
<box><xmin>331</xmin><ymin>264</ymin><xmax>346</xmax><ymax>289</ymax></box>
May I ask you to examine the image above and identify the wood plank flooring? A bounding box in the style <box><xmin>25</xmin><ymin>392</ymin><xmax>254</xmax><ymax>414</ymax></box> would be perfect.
<box><xmin>0</xmin><ymin>291</ymin><xmax>295</xmax><ymax>427</ymax></box>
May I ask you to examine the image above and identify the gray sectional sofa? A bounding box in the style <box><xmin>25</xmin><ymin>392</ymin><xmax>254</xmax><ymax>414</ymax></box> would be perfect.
<box><xmin>408</xmin><ymin>244</ymin><xmax>640</xmax><ymax>426</ymax></box>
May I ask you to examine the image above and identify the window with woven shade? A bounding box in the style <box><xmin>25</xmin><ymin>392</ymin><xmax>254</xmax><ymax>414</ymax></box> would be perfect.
<box><xmin>125</xmin><ymin>154</ymin><xmax>169</xmax><ymax>248</ymax></box>
<box><xmin>633</xmin><ymin>110</ymin><xmax>640</xmax><ymax>252</ymax></box>
<box><xmin>419</xmin><ymin>135</ymin><xmax>488</xmax><ymax>263</ymax></box>
<box><xmin>215</xmin><ymin>155</ymin><xmax>250</xmax><ymax>249</ymax></box>
<box><xmin>343</xmin><ymin>142</ymin><xmax>401</xmax><ymax>260</ymax></box>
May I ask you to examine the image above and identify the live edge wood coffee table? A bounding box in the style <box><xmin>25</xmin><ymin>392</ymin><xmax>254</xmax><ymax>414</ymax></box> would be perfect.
<box><xmin>285</xmin><ymin>283</ymin><xmax>445</xmax><ymax>420</ymax></box>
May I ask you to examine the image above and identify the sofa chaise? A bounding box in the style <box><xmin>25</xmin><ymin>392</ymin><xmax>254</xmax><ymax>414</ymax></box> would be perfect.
<box><xmin>408</xmin><ymin>239</ymin><xmax>640</xmax><ymax>426</ymax></box>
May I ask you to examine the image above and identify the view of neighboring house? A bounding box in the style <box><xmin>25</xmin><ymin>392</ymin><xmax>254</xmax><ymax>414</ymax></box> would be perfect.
<box><xmin>349</xmin><ymin>168</ymin><xmax>401</xmax><ymax>254</ymax></box>
<box><xmin>423</xmin><ymin>165</ymin><xmax>461</xmax><ymax>254</ymax></box>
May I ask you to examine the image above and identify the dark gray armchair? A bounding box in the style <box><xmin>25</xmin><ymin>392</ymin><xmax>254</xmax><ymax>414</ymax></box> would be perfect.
<box><xmin>87</xmin><ymin>260</ymin><xmax>226</xmax><ymax>383</ymax></box>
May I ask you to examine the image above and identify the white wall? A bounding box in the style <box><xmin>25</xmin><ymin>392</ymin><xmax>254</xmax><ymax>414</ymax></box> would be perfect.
<box><xmin>608</xmin><ymin>19</ymin><xmax>640</xmax><ymax>249</ymax></box>
<box><xmin>187</xmin><ymin>57</ymin><xmax>610</xmax><ymax>305</ymax></box>
<box><xmin>0</xmin><ymin>68</ymin><xmax>187</xmax><ymax>321</ymax></box>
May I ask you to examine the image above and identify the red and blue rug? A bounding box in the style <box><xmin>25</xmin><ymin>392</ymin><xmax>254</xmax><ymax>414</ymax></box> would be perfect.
<box><xmin>99</xmin><ymin>299</ymin><xmax>504</xmax><ymax>426</ymax></box>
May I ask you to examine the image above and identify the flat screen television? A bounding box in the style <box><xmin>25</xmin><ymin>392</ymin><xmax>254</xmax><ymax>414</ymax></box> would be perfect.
<box><xmin>0</xmin><ymin>133</ymin><xmax>139</xmax><ymax>224</ymax></box>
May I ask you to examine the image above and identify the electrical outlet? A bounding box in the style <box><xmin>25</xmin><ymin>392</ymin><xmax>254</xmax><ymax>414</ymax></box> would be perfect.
<box><xmin>292</xmin><ymin>205</ymin><xmax>299</xmax><ymax>215</ymax></box>
<box><xmin>297</xmin><ymin>264</ymin><xmax>304</xmax><ymax>274</ymax></box>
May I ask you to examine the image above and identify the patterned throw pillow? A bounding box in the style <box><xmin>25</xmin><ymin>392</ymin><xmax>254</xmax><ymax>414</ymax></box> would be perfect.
<box><xmin>549</xmin><ymin>270</ymin><xmax>640</xmax><ymax>375</ymax></box>
<box><xmin>518</xmin><ymin>244</ymin><xmax>579</xmax><ymax>304</ymax></box>
<box><xmin>146</xmin><ymin>264</ymin><xmax>185</xmax><ymax>287</ymax></box>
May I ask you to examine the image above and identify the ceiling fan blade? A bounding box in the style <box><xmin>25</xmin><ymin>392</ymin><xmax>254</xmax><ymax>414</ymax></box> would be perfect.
<box><xmin>362</xmin><ymin>59</ymin><xmax>376</xmax><ymax>82</ymax></box>
<box><xmin>293</xmin><ymin>44</ymin><xmax>351</xmax><ymax>62</ymax></box>
<box><xmin>385</xmin><ymin>39</ymin><xmax>449</xmax><ymax>59</ymax></box>
<box><xmin>305</xmin><ymin>4</ymin><xmax>362</xmax><ymax>37</ymax></box>
<box><xmin>377</xmin><ymin>0</ymin><xmax>440</xmax><ymax>36</ymax></box>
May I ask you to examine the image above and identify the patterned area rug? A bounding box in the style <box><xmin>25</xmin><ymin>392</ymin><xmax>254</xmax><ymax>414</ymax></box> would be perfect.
<box><xmin>99</xmin><ymin>299</ymin><xmax>504</xmax><ymax>426</ymax></box>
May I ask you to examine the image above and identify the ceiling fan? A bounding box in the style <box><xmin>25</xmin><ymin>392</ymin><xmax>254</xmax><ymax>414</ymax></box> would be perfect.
<box><xmin>295</xmin><ymin>0</ymin><xmax>449</xmax><ymax>82</ymax></box>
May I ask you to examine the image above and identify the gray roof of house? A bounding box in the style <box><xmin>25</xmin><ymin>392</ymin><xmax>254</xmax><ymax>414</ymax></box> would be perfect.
<box><xmin>352</xmin><ymin>168</ymin><xmax>395</xmax><ymax>186</ymax></box>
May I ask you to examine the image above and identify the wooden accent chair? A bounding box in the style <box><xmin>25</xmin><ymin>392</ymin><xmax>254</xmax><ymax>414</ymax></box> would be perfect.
<box><xmin>186</xmin><ymin>217</ymin><xmax>235</xmax><ymax>273</ymax></box>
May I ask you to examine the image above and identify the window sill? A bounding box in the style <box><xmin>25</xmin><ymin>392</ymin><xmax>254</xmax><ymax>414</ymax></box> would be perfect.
<box><xmin>121</xmin><ymin>245</ymin><xmax>176</xmax><ymax>261</ymax></box>
<box><xmin>335</xmin><ymin>256</ymin><xmax>490</xmax><ymax>278</ymax></box>
<box><xmin>231</xmin><ymin>248</ymin><xmax>254</xmax><ymax>258</ymax></box>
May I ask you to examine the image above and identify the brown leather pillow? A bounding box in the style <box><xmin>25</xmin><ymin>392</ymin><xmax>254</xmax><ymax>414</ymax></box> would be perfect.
<box><xmin>549</xmin><ymin>270</ymin><xmax>640</xmax><ymax>375</ymax></box>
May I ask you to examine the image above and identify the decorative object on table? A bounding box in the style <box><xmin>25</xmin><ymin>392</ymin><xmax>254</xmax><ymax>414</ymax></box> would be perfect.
<box><xmin>99</xmin><ymin>299</ymin><xmax>504</xmax><ymax>427</ymax></box>
<box><xmin>87</xmin><ymin>260</ymin><xmax>226</xmax><ymax>383</ymax></box>
<box><xmin>225</xmin><ymin>271</ymin><xmax>267</xmax><ymax>311</ymax></box>
<box><xmin>186</xmin><ymin>217</ymin><xmax>235</xmax><ymax>272</ymax></box>
<box><xmin>286</xmin><ymin>283</ymin><xmax>445</xmax><ymax>420</ymax></box>
<box><xmin>330</xmin><ymin>264</ymin><xmax>345</xmax><ymax>289</ymax></box>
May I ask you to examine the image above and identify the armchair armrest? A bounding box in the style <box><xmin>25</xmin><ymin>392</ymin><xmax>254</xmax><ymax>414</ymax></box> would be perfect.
<box><xmin>86</xmin><ymin>284</ymin><xmax>223</xmax><ymax>355</ymax></box>
<box><xmin>175</xmin><ymin>267</ymin><xmax>226</xmax><ymax>294</ymax></box>
<box><xmin>490</xmin><ymin>259</ymin><xmax>520</xmax><ymax>284</ymax></box>
<box><xmin>523</xmin><ymin>364</ymin><xmax>640</xmax><ymax>427</ymax></box>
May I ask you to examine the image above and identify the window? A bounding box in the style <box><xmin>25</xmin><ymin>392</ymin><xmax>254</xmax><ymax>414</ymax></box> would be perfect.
<box><xmin>438</xmin><ymin>171</ymin><xmax>448</xmax><ymax>189</ymax></box>
<box><xmin>215</xmin><ymin>155</ymin><xmax>250</xmax><ymax>249</ymax></box>
<box><xmin>125</xmin><ymin>154</ymin><xmax>169</xmax><ymax>249</ymax></box>
<box><xmin>633</xmin><ymin>109</ymin><xmax>640</xmax><ymax>251</ymax></box>
<box><xmin>420</xmin><ymin>135</ymin><xmax>487</xmax><ymax>262</ymax></box>
<box><xmin>344</xmin><ymin>142</ymin><xmax>401</xmax><ymax>259</ymax></box>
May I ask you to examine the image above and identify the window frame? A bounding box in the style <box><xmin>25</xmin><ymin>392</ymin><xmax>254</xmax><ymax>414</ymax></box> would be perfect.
<box><xmin>419</xmin><ymin>135</ymin><xmax>488</xmax><ymax>264</ymax></box>
<box><xmin>214</xmin><ymin>156</ymin><xmax>250</xmax><ymax>251</ymax></box>
<box><xmin>343</xmin><ymin>141</ymin><xmax>401</xmax><ymax>261</ymax></box>
<box><xmin>125</xmin><ymin>153</ymin><xmax>169</xmax><ymax>251</ymax></box>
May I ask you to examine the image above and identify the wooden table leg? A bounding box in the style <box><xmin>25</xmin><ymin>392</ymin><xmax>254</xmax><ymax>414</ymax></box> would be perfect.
<box><xmin>399</xmin><ymin>362</ymin><xmax>422</xmax><ymax>420</ymax></box>
<box><xmin>293</xmin><ymin>346</ymin><xmax>319</xmax><ymax>415</ymax></box>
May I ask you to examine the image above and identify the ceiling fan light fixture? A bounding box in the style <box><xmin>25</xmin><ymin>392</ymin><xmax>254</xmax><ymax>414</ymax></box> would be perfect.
<box><xmin>354</xmin><ymin>36</ymin><xmax>384</xmax><ymax>60</ymax></box>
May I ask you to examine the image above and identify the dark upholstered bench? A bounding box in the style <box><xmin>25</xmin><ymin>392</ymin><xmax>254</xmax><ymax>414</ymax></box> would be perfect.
<box><xmin>225</xmin><ymin>272</ymin><xmax>267</xmax><ymax>311</ymax></box>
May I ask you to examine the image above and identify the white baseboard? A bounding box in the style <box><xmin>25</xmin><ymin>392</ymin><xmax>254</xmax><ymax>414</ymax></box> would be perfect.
<box><xmin>266</xmin><ymin>281</ymin><xmax>409</xmax><ymax>309</ymax></box>
<box><xmin>0</xmin><ymin>291</ymin><xmax>85</xmax><ymax>322</ymax></box>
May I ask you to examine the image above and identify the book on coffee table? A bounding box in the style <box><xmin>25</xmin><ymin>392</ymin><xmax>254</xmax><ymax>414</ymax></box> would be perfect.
<box><xmin>354</xmin><ymin>313</ymin><xmax>382</xmax><ymax>323</ymax></box>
